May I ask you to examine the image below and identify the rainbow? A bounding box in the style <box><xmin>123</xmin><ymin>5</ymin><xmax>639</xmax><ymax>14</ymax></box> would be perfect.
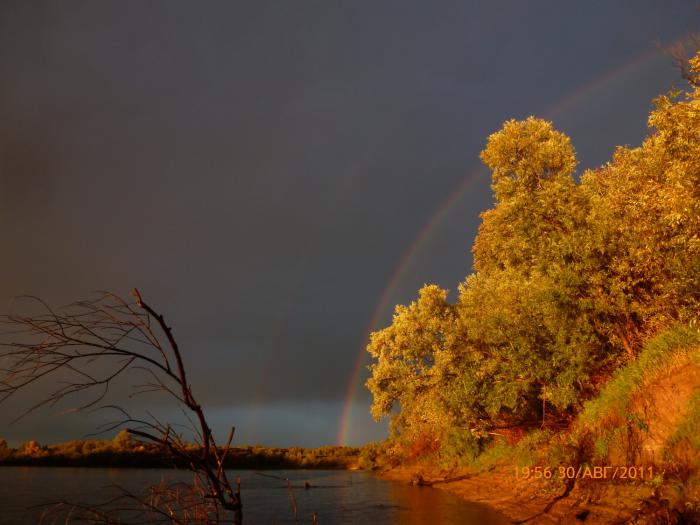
<box><xmin>337</xmin><ymin>42</ymin><xmax>677</xmax><ymax>445</ymax></box>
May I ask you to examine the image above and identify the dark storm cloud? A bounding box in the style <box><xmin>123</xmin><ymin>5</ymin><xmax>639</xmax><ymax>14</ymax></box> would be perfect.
<box><xmin>0</xmin><ymin>0</ymin><xmax>695</xmax><ymax>445</ymax></box>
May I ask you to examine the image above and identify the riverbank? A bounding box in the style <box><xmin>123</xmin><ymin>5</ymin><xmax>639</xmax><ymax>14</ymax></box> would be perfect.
<box><xmin>380</xmin><ymin>464</ymin><xmax>679</xmax><ymax>524</ymax></box>
<box><xmin>368</xmin><ymin>331</ymin><xmax>700</xmax><ymax>524</ymax></box>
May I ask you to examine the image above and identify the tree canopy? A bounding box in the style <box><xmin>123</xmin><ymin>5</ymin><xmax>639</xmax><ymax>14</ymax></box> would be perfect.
<box><xmin>366</xmin><ymin>51</ymin><xmax>700</xmax><ymax>460</ymax></box>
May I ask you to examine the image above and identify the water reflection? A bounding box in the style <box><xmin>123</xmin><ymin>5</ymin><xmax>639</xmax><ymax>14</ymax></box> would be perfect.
<box><xmin>0</xmin><ymin>467</ymin><xmax>509</xmax><ymax>524</ymax></box>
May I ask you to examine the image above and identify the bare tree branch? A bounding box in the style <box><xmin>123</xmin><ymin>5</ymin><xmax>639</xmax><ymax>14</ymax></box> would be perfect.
<box><xmin>666</xmin><ymin>33</ymin><xmax>700</xmax><ymax>87</ymax></box>
<box><xmin>0</xmin><ymin>289</ymin><xmax>242</xmax><ymax>524</ymax></box>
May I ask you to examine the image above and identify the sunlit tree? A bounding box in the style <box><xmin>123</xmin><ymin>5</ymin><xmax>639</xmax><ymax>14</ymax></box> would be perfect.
<box><xmin>366</xmin><ymin>286</ymin><xmax>462</xmax><ymax>443</ymax></box>
<box><xmin>366</xmin><ymin>52</ymin><xmax>700</xmax><ymax>459</ymax></box>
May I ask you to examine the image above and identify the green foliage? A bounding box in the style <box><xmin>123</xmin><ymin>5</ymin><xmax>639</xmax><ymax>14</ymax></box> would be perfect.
<box><xmin>365</xmin><ymin>50</ymin><xmax>700</xmax><ymax>464</ymax></box>
<box><xmin>366</xmin><ymin>284</ymin><xmax>463</xmax><ymax>442</ymax></box>
<box><xmin>439</xmin><ymin>428</ymin><xmax>482</xmax><ymax>467</ymax></box>
<box><xmin>665</xmin><ymin>393</ymin><xmax>700</xmax><ymax>462</ymax></box>
<box><xmin>479</xmin><ymin>116</ymin><xmax>577</xmax><ymax>203</ymax></box>
<box><xmin>469</xmin><ymin>429</ymin><xmax>551</xmax><ymax>473</ymax></box>
<box><xmin>358</xmin><ymin>441</ymin><xmax>401</xmax><ymax>470</ymax></box>
<box><xmin>577</xmin><ymin>325</ymin><xmax>700</xmax><ymax>430</ymax></box>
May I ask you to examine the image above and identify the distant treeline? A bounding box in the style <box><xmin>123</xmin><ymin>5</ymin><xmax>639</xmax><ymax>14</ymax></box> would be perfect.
<box><xmin>0</xmin><ymin>431</ymin><xmax>364</xmax><ymax>469</ymax></box>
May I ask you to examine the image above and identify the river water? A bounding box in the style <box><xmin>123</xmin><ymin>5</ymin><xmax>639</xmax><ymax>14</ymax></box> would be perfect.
<box><xmin>0</xmin><ymin>467</ymin><xmax>509</xmax><ymax>524</ymax></box>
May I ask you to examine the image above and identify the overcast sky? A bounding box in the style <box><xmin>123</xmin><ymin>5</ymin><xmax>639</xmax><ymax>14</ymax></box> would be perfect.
<box><xmin>0</xmin><ymin>1</ymin><xmax>697</xmax><ymax>447</ymax></box>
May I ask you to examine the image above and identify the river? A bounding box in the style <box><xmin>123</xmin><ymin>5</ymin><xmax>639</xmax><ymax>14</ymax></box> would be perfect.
<box><xmin>0</xmin><ymin>467</ymin><xmax>509</xmax><ymax>524</ymax></box>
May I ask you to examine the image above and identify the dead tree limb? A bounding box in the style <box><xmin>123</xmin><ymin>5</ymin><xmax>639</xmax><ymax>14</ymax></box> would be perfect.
<box><xmin>0</xmin><ymin>289</ymin><xmax>242</xmax><ymax>524</ymax></box>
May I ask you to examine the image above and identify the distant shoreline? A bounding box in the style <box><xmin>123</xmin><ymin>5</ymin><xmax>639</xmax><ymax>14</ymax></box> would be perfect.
<box><xmin>0</xmin><ymin>437</ymin><xmax>362</xmax><ymax>470</ymax></box>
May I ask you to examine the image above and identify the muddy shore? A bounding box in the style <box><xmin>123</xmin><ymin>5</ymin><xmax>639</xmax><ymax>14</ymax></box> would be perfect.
<box><xmin>379</xmin><ymin>465</ymin><xmax>678</xmax><ymax>524</ymax></box>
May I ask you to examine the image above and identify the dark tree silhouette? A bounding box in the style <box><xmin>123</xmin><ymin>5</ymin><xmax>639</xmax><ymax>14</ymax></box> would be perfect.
<box><xmin>0</xmin><ymin>289</ymin><xmax>242</xmax><ymax>524</ymax></box>
<box><xmin>668</xmin><ymin>33</ymin><xmax>700</xmax><ymax>87</ymax></box>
